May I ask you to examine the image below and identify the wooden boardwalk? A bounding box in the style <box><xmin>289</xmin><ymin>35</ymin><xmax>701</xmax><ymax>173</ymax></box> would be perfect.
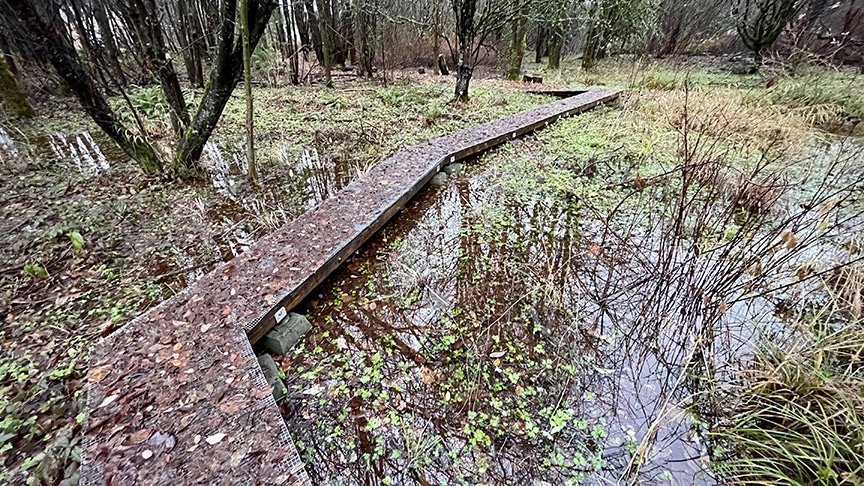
<box><xmin>80</xmin><ymin>88</ymin><xmax>620</xmax><ymax>485</ymax></box>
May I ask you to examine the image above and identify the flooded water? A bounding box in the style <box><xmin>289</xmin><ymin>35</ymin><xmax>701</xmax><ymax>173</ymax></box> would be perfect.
<box><xmin>277</xmin><ymin>134</ymin><xmax>864</xmax><ymax>486</ymax></box>
<box><xmin>284</xmin><ymin>174</ymin><xmax>715</xmax><ymax>485</ymax></box>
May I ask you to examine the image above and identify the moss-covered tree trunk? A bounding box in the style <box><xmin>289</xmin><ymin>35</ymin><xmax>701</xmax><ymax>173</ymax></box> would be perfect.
<box><xmin>174</xmin><ymin>0</ymin><xmax>276</xmax><ymax>174</ymax></box>
<box><xmin>0</xmin><ymin>56</ymin><xmax>35</xmax><ymax>117</ymax></box>
<box><xmin>506</xmin><ymin>4</ymin><xmax>528</xmax><ymax>81</ymax></box>
<box><xmin>2</xmin><ymin>0</ymin><xmax>162</xmax><ymax>172</ymax></box>
<box><xmin>315</xmin><ymin>0</ymin><xmax>334</xmax><ymax>87</ymax></box>
<box><xmin>582</xmin><ymin>21</ymin><xmax>601</xmax><ymax>70</ymax></box>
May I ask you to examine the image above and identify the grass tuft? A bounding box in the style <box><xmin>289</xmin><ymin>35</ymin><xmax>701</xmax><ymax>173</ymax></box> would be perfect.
<box><xmin>711</xmin><ymin>313</ymin><xmax>864</xmax><ymax>485</ymax></box>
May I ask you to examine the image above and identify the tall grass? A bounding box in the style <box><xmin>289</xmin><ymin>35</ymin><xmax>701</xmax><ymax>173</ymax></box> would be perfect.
<box><xmin>710</xmin><ymin>311</ymin><xmax>864</xmax><ymax>485</ymax></box>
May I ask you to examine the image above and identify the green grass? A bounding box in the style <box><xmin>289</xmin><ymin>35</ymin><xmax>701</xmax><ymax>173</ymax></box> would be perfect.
<box><xmin>711</xmin><ymin>313</ymin><xmax>864</xmax><ymax>485</ymax></box>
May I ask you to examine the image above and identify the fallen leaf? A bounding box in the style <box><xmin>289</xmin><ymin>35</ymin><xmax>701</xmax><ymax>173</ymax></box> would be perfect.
<box><xmin>251</xmin><ymin>385</ymin><xmax>272</xmax><ymax>399</ymax></box>
<box><xmin>230</xmin><ymin>448</ymin><xmax>248</xmax><ymax>467</ymax></box>
<box><xmin>86</xmin><ymin>366</ymin><xmax>112</xmax><ymax>383</ymax></box>
<box><xmin>141</xmin><ymin>450</ymin><xmax>153</xmax><ymax>459</ymax></box>
<box><xmin>420</xmin><ymin>366</ymin><xmax>438</xmax><ymax>385</ymax></box>
<box><xmin>219</xmin><ymin>394</ymin><xmax>245</xmax><ymax>414</ymax></box>
<box><xmin>719</xmin><ymin>301</ymin><xmax>728</xmax><ymax>314</ymax></box>
<box><xmin>587</xmin><ymin>243</ymin><xmax>602</xmax><ymax>256</ymax></box>
<box><xmin>221</xmin><ymin>306</ymin><xmax>231</xmax><ymax>317</ymax></box>
<box><xmin>130</xmin><ymin>429</ymin><xmax>152</xmax><ymax>444</ymax></box>
<box><xmin>98</xmin><ymin>395</ymin><xmax>118</xmax><ymax>408</ymax></box>
<box><xmin>489</xmin><ymin>351</ymin><xmax>506</xmax><ymax>359</ymax></box>
<box><xmin>368</xmin><ymin>302</ymin><xmax>377</xmax><ymax>311</ymax></box>
<box><xmin>205</xmin><ymin>433</ymin><xmax>226</xmax><ymax>445</ymax></box>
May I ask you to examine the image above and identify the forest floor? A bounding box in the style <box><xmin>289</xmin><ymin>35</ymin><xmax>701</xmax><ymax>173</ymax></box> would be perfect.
<box><xmin>1</xmin><ymin>55</ymin><xmax>863</xmax><ymax>485</ymax></box>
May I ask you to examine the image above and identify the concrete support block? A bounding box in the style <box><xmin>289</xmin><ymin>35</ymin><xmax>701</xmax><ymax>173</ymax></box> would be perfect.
<box><xmin>257</xmin><ymin>354</ymin><xmax>288</xmax><ymax>401</ymax></box>
<box><xmin>443</xmin><ymin>163</ymin><xmax>462</xmax><ymax>176</ymax></box>
<box><xmin>261</xmin><ymin>312</ymin><xmax>312</xmax><ymax>355</ymax></box>
<box><xmin>430</xmin><ymin>172</ymin><xmax>448</xmax><ymax>186</ymax></box>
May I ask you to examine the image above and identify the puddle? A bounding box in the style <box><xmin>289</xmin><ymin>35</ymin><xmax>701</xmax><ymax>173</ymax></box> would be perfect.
<box><xmin>0</xmin><ymin>125</ymin><xmax>19</xmax><ymax>159</ymax></box>
<box><xmin>200</xmin><ymin>140</ymin><xmax>356</xmax><ymax>260</ymax></box>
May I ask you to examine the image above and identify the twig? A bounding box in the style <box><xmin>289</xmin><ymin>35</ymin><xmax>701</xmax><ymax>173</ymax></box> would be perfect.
<box><xmin>152</xmin><ymin>259</ymin><xmax>221</xmax><ymax>281</ymax></box>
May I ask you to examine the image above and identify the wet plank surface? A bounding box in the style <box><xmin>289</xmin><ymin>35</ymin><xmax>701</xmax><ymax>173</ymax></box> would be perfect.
<box><xmin>81</xmin><ymin>88</ymin><xmax>620</xmax><ymax>485</ymax></box>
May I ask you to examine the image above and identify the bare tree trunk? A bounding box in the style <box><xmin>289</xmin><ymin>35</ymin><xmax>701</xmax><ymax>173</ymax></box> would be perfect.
<box><xmin>353</xmin><ymin>0</ymin><xmax>374</xmax><ymax>77</ymax></box>
<box><xmin>582</xmin><ymin>13</ymin><xmax>601</xmax><ymax>70</ymax></box>
<box><xmin>453</xmin><ymin>0</ymin><xmax>477</xmax><ymax>101</ymax></box>
<box><xmin>534</xmin><ymin>25</ymin><xmax>545</xmax><ymax>63</ymax></box>
<box><xmin>281</xmin><ymin>0</ymin><xmax>300</xmax><ymax>84</ymax></box>
<box><xmin>119</xmin><ymin>0</ymin><xmax>190</xmax><ymax>136</ymax></box>
<box><xmin>66</xmin><ymin>1</ymin><xmax>93</xmax><ymax>60</ymax></box>
<box><xmin>315</xmin><ymin>0</ymin><xmax>334</xmax><ymax>86</ymax></box>
<box><xmin>1</xmin><ymin>0</ymin><xmax>162</xmax><ymax>172</ymax></box>
<box><xmin>547</xmin><ymin>25</ymin><xmax>562</xmax><ymax>69</ymax></box>
<box><xmin>176</xmin><ymin>0</ymin><xmax>205</xmax><ymax>87</ymax></box>
<box><xmin>174</xmin><ymin>0</ymin><xmax>276</xmax><ymax>172</ymax></box>
<box><xmin>94</xmin><ymin>0</ymin><xmax>126</xmax><ymax>86</ymax></box>
<box><xmin>432</xmin><ymin>0</ymin><xmax>441</xmax><ymax>74</ymax></box>
<box><xmin>293</xmin><ymin>0</ymin><xmax>311</xmax><ymax>60</ymax></box>
<box><xmin>305</xmin><ymin>0</ymin><xmax>324</xmax><ymax>63</ymax></box>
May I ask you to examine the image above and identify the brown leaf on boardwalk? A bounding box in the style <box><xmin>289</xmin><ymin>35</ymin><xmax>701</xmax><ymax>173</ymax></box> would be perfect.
<box><xmin>251</xmin><ymin>386</ymin><xmax>273</xmax><ymax>399</ymax></box>
<box><xmin>219</xmin><ymin>394</ymin><xmax>246</xmax><ymax>414</ymax></box>
<box><xmin>130</xmin><ymin>429</ymin><xmax>152</xmax><ymax>444</ymax></box>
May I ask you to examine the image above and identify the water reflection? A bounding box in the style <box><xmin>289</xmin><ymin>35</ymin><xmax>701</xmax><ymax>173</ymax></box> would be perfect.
<box><xmin>199</xmin><ymin>140</ymin><xmax>355</xmax><ymax>258</ymax></box>
<box><xmin>48</xmin><ymin>132</ymin><xmax>111</xmax><ymax>174</ymax></box>
<box><xmin>285</xmin><ymin>168</ymin><xmax>722</xmax><ymax>485</ymax></box>
<box><xmin>281</xmin><ymin>137</ymin><xmax>860</xmax><ymax>484</ymax></box>
<box><xmin>0</xmin><ymin>125</ymin><xmax>19</xmax><ymax>159</ymax></box>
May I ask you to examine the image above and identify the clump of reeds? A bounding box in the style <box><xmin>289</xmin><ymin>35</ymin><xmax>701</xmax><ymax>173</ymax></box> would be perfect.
<box><xmin>710</xmin><ymin>311</ymin><xmax>864</xmax><ymax>485</ymax></box>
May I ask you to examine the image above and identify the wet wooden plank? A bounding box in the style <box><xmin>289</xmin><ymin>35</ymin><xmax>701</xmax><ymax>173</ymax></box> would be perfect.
<box><xmin>80</xmin><ymin>88</ymin><xmax>619</xmax><ymax>486</ymax></box>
